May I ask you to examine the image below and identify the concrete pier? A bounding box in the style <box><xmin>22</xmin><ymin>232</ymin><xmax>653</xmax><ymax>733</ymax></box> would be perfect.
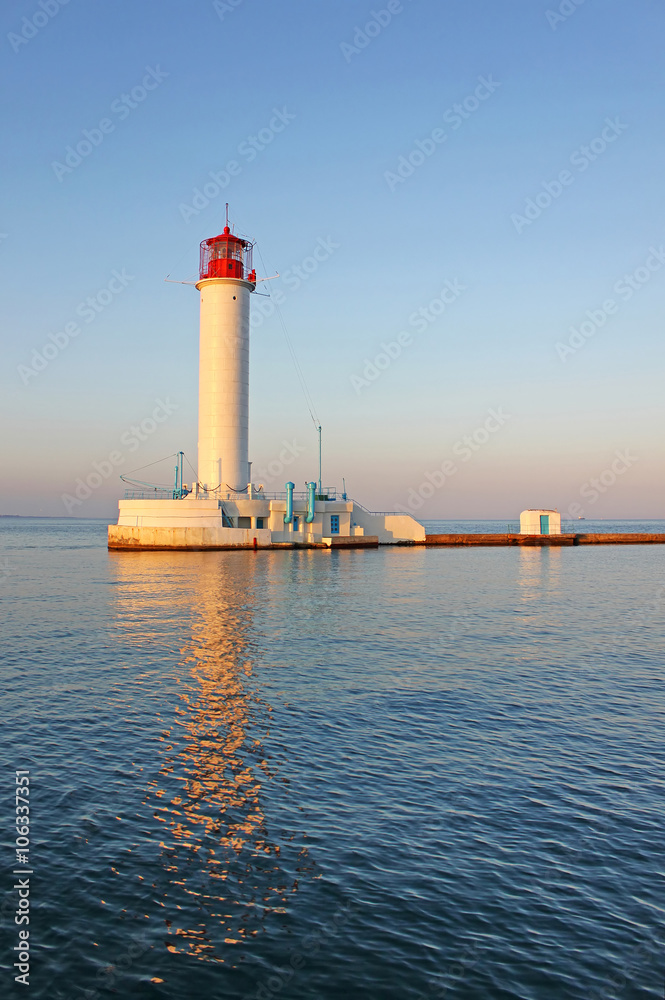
<box><xmin>107</xmin><ymin>524</ymin><xmax>381</xmax><ymax>551</ymax></box>
<box><xmin>107</xmin><ymin>495</ymin><xmax>424</xmax><ymax>550</ymax></box>
<box><xmin>423</xmin><ymin>533</ymin><xmax>665</xmax><ymax>547</ymax></box>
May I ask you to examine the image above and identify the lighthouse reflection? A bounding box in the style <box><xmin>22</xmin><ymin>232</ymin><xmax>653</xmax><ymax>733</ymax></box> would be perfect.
<box><xmin>109</xmin><ymin>551</ymin><xmax>312</xmax><ymax>961</ymax></box>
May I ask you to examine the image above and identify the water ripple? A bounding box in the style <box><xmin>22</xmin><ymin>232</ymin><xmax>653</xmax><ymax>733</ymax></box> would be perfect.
<box><xmin>0</xmin><ymin>521</ymin><xmax>663</xmax><ymax>998</ymax></box>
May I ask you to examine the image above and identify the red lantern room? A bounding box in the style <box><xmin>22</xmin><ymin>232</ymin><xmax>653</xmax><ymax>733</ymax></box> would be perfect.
<box><xmin>199</xmin><ymin>226</ymin><xmax>256</xmax><ymax>283</ymax></box>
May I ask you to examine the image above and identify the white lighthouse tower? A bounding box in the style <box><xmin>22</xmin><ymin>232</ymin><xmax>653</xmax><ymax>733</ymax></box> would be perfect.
<box><xmin>108</xmin><ymin>211</ymin><xmax>425</xmax><ymax>550</ymax></box>
<box><xmin>197</xmin><ymin>223</ymin><xmax>256</xmax><ymax>493</ymax></box>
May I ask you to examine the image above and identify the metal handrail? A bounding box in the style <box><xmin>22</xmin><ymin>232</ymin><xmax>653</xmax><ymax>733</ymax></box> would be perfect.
<box><xmin>122</xmin><ymin>488</ymin><xmax>342</xmax><ymax>501</ymax></box>
<box><xmin>349</xmin><ymin>499</ymin><xmax>410</xmax><ymax>516</ymax></box>
<box><xmin>233</xmin><ymin>488</ymin><xmax>340</xmax><ymax>501</ymax></box>
<box><xmin>123</xmin><ymin>489</ymin><xmax>178</xmax><ymax>499</ymax></box>
<box><xmin>121</xmin><ymin>488</ymin><xmax>411</xmax><ymax>517</ymax></box>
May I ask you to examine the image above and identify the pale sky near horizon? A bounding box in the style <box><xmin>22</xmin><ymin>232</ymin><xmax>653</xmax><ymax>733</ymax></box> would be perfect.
<box><xmin>2</xmin><ymin>0</ymin><xmax>664</xmax><ymax>519</ymax></box>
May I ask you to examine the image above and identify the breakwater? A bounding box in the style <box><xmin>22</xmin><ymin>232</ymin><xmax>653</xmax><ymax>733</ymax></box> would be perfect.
<box><xmin>423</xmin><ymin>533</ymin><xmax>665</xmax><ymax>547</ymax></box>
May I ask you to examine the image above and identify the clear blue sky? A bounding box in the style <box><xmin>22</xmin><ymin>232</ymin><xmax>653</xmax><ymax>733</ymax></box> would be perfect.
<box><xmin>2</xmin><ymin>0</ymin><xmax>664</xmax><ymax>519</ymax></box>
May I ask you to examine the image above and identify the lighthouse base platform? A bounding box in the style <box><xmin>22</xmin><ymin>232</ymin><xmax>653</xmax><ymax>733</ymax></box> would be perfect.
<box><xmin>108</xmin><ymin>495</ymin><xmax>424</xmax><ymax>550</ymax></box>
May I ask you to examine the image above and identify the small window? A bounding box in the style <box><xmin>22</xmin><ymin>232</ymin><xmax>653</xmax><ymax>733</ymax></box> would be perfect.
<box><xmin>238</xmin><ymin>516</ymin><xmax>251</xmax><ymax>528</ymax></box>
<box><xmin>256</xmin><ymin>518</ymin><xmax>264</xmax><ymax>529</ymax></box>
<box><xmin>293</xmin><ymin>516</ymin><xmax>300</xmax><ymax>531</ymax></box>
<box><xmin>330</xmin><ymin>515</ymin><xmax>340</xmax><ymax>535</ymax></box>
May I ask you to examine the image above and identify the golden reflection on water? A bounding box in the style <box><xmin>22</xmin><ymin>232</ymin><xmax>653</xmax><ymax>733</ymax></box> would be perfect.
<box><xmin>516</xmin><ymin>548</ymin><xmax>563</xmax><ymax>658</ymax></box>
<box><xmin>109</xmin><ymin>551</ymin><xmax>313</xmax><ymax>962</ymax></box>
<box><xmin>517</xmin><ymin>546</ymin><xmax>562</xmax><ymax>603</ymax></box>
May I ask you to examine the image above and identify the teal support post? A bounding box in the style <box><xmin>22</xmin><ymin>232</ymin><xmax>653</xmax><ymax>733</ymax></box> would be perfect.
<box><xmin>284</xmin><ymin>482</ymin><xmax>295</xmax><ymax>524</ymax></box>
<box><xmin>306</xmin><ymin>482</ymin><xmax>316</xmax><ymax>523</ymax></box>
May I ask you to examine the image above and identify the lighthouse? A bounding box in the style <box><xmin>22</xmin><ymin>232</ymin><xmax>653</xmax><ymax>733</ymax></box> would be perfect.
<box><xmin>108</xmin><ymin>211</ymin><xmax>425</xmax><ymax>550</ymax></box>
<box><xmin>196</xmin><ymin>224</ymin><xmax>257</xmax><ymax>493</ymax></box>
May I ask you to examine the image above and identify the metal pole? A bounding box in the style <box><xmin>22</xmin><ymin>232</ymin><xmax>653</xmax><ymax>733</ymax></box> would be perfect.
<box><xmin>318</xmin><ymin>425</ymin><xmax>322</xmax><ymax>496</ymax></box>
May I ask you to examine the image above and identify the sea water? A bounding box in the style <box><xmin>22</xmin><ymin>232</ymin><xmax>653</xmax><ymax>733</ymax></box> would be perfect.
<box><xmin>1</xmin><ymin>518</ymin><xmax>663</xmax><ymax>999</ymax></box>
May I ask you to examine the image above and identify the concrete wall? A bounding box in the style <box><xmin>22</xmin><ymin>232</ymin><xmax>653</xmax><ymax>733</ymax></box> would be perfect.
<box><xmin>117</xmin><ymin>499</ymin><xmax>222</xmax><ymax>528</ymax></box>
<box><xmin>225</xmin><ymin>498</ymin><xmax>270</xmax><ymax>519</ymax></box>
<box><xmin>351</xmin><ymin>509</ymin><xmax>426</xmax><ymax>543</ymax></box>
<box><xmin>108</xmin><ymin>525</ymin><xmax>272</xmax><ymax>550</ymax></box>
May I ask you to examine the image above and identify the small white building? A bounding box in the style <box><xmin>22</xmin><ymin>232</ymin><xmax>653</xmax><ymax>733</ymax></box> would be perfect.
<box><xmin>519</xmin><ymin>509</ymin><xmax>561</xmax><ymax>536</ymax></box>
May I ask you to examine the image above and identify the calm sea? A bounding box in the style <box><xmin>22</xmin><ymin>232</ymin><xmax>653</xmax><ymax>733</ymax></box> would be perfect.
<box><xmin>1</xmin><ymin>518</ymin><xmax>663</xmax><ymax>1000</ymax></box>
